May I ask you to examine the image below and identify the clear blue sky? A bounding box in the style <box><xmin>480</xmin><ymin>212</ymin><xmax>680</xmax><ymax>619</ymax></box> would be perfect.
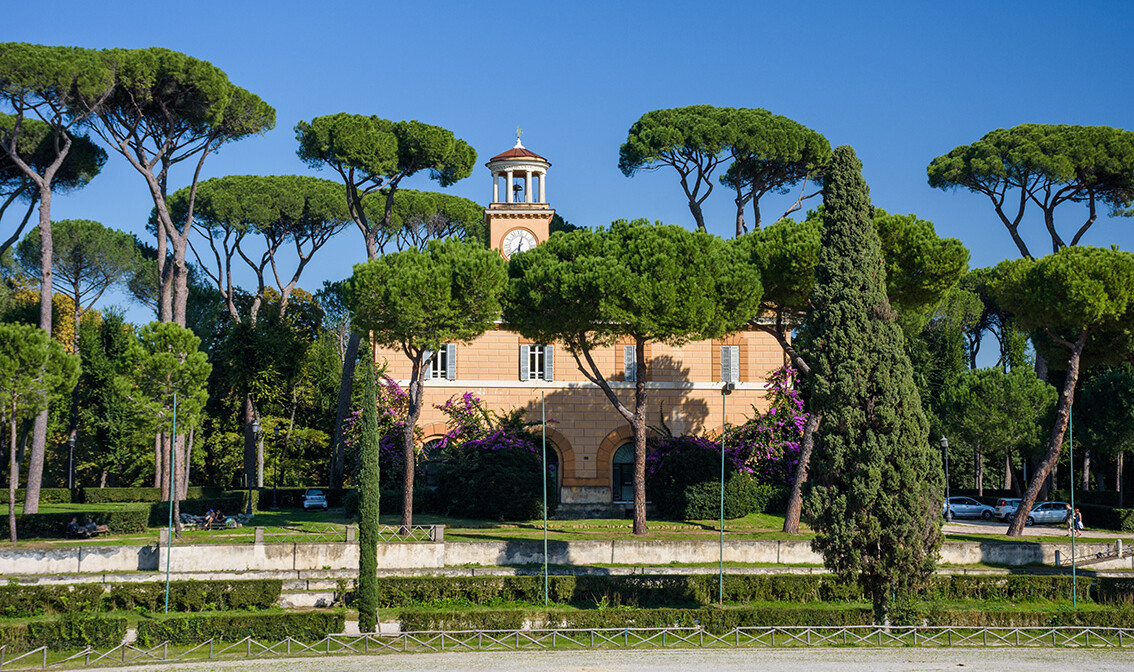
<box><xmin>6</xmin><ymin>1</ymin><xmax>1134</xmax><ymax>323</ymax></box>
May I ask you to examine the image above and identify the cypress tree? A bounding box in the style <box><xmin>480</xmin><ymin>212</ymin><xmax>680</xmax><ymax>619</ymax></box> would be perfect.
<box><xmin>803</xmin><ymin>145</ymin><xmax>943</xmax><ymax>622</ymax></box>
<box><xmin>356</xmin><ymin>351</ymin><xmax>381</xmax><ymax>632</ymax></box>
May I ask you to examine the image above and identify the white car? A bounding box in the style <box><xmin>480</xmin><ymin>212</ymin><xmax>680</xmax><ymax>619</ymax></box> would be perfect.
<box><xmin>993</xmin><ymin>497</ymin><xmax>1022</xmax><ymax>520</ymax></box>
<box><xmin>302</xmin><ymin>489</ymin><xmax>328</xmax><ymax>511</ymax></box>
<box><xmin>1006</xmin><ymin>501</ymin><xmax>1071</xmax><ymax>526</ymax></box>
<box><xmin>943</xmin><ymin>496</ymin><xmax>995</xmax><ymax>521</ymax></box>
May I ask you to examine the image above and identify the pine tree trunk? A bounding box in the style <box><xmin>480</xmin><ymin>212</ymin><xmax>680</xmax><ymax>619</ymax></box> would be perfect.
<box><xmin>159</xmin><ymin>432</ymin><xmax>170</xmax><ymax>501</ymax></box>
<box><xmin>1007</xmin><ymin>333</ymin><xmax>1085</xmax><ymax>537</ymax></box>
<box><xmin>782</xmin><ymin>412</ymin><xmax>822</xmax><ymax>534</ymax></box>
<box><xmin>22</xmin><ymin>189</ymin><xmax>55</xmax><ymax>516</ymax></box>
<box><xmin>632</xmin><ymin>339</ymin><xmax>648</xmax><ymax>536</ymax></box>
<box><xmin>8</xmin><ymin>412</ymin><xmax>17</xmax><ymax>543</ymax></box>
<box><xmin>153</xmin><ymin>431</ymin><xmax>161</xmax><ymax>488</ymax></box>
<box><xmin>1082</xmin><ymin>451</ymin><xmax>1091</xmax><ymax>490</ymax></box>
<box><xmin>1118</xmin><ymin>452</ymin><xmax>1125</xmax><ymax>508</ymax></box>
<box><xmin>974</xmin><ymin>447</ymin><xmax>983</xmax><ymax>495</ymax></box>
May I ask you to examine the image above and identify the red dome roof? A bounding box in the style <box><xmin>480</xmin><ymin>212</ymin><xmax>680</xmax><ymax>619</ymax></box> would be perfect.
<box><xmin>490</xmin><ymin>146</ymin><xmax>547</xmax><ymax>162</ymax></box>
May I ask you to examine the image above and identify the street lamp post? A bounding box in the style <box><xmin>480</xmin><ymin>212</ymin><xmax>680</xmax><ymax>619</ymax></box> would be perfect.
<box><xmin>67</xmin><ymin>434</ymin><xmax>76</xmax><ymax>491</ymax></box>
<box><xmin>272</xmin><ymin>425</ymin><xmax>281</xmax><ymax>511</ymax></box>
<box><xmin>248</xmin><ymin>420</ymin><xmax>260</xmax><ymax>515</ymax></box>
<box><xmin>940</xmin><ymin>436</ymin><xmax>951</xmax><ymax>519</ymax></box>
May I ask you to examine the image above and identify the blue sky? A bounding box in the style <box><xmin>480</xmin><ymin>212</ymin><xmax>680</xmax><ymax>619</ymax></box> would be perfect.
<box><xmin>5</xmin><ymin>1</ymin><xmax>1133</xmax><ymax>323</ymax></box>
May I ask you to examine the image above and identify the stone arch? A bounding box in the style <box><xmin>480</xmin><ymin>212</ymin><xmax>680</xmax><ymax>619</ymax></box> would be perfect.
<box><xmin>595</xmin><ymin>424</ymin><xmax>636</xmax><ymax>488</ymax></box>
<box><xmin>419</xmin><ymin>423</ymin><xmax>450</xmax><ymax>447</ymax></box>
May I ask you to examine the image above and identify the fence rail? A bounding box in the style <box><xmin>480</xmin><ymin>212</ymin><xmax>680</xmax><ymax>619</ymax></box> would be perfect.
<box><xmin>257</xmin><ymin>524</ymin><xmax>439</xmax><ymax>544</ymax></box>
<box><xmin>3</xmin><ymin>626</ymin><xmax>1133</xmax><ymax>670</ymax></box>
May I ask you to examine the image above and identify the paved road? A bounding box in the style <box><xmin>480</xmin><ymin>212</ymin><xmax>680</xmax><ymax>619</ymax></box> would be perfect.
<box><xmin>102</xmin><ymin>648</ymin><xmax>1134</xmax><ymax>672</ymax></box>
<box><xmin>943</xmin><ymin>518</ymin><xmax>1128</xmax><ymax>539</ymax></box>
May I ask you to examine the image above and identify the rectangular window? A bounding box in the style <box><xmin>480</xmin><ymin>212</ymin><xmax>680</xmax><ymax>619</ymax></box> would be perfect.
<box><xmin>720</xmin><ymin>345</ymin><xmax>739</xmax><ymax>383</ymax></box>
<box><xmin>623</xmin><ymin>344</ymin><xmax>636</xmax><ymax>382</ymax></box>
<box><xmin>426</xmin><ymin>344</ymin><xmax>456</xmax><ymax>380</ymax></box>
<box><xmin>520</xmin><ymin>344</ymin><xmax>554</xmax><ymax>381</ymax></box>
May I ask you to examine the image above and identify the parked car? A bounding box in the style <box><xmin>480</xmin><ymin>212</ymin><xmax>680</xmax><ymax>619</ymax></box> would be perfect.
<box><xmin>943</xmin><ymin>496</ymin><xmax>995</xmax><ymax>520</ymax></box>
<box><xmin>302</xmin><ymin>489</ymin><xmax>328</xmax><ymax>511</ymax></box>
<box><xmin>993</xmin><ymin>497</ymin><xmax>1023</xmax><ymax>520</ymax></box>
<box><xmin>1006</xmin><ymin>501</ymin><xmax>1071</xmax><ymax>526</ymax></box>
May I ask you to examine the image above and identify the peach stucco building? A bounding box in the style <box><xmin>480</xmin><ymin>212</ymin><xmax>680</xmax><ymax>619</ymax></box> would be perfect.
<box><xmin>374</xmin><ymin>138</ymin><xmax>786</xmax><ymax>517</ymax></box>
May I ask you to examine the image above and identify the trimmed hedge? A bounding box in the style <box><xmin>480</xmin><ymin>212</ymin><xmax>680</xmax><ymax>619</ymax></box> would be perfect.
<box><xmin>135</xmin><ymin>610</ymin><xmax>344</xmax><ymax>645</ymax></box>
<box><xmin>363</xmin><ymin>574</ymin><xmax>1100</xmax><ymax>610</ymax></box>
<box><xmin>0</xmin><ymin>580</ymin><xmax>282</xmax><ymax>617</ymax></box>
<box><xmin>255</xmin><ymin>488</ymin><xmax>350</xmax><ymax>510</ymax></box>
<box><xmin>0</xmin><ymin>488</ymin><xmax>72</xmax><ymax>504</ymax></box>
<box><xmin>1050</xmin><ymin>490</ymin><xmax>1128</xmax><ymax>509</ymax></box>
<box><xmin>0</xmin><ymin>614</ymin><xmax>126</xmax><ymax>653</ymax></box>
<box><xmin>0</xmin><ymin>509</ymin><xmax>148</xmax><ymax>539</ymax></box>
<box><xmin>81</xmin><ymin>486</ymin><xmax>225</xmax><ymax>503</ymax></box>
<box><xmin>1070</xmin><ymin>503</ymin><xmax>1134</xmax><ymax>532</ymax></box>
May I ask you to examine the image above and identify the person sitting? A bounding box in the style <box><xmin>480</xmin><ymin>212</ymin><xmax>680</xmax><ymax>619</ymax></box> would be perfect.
<box><xmin>66</xmin><ymin>517</ymin><xmax>88</xmax><ymax>538</ymax></box>
<box><xmin>203</xmin><ymin>509</ymin><xmax>216</xmax><ymax>530</ymax></box>
<box><xmin>84</xmin><ymin>517</ymin><xmax>109</xmax><ymax>536</ymax></box>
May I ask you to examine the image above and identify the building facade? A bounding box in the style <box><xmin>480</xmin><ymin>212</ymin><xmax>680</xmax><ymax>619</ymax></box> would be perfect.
<box><xmin>374</xmin><ymin>138</ymin><xmax>787</xmax><ymax>517</ymax></box>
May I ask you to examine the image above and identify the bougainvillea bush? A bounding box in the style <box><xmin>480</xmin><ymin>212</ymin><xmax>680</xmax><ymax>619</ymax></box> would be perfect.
<box><xmin>646</xmin><ymin>366</ymin><xmax>807</xmax><ymax>518</ymax></box>
<box><xmin>433</xmin><ymin>393</ymin><xmax>557</xmax><ymax>520</ymax></box>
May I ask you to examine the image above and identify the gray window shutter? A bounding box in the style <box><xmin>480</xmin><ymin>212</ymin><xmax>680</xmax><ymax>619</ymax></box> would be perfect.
<box><xmin>423</xmin><ymin>349</ymin><xmax>434</xmax><ymax>380</ymax></box>
<box><xmin>445</xmin><ymin>343</ymin><xmax>456</xmax><ymax>380</ymax></box>
<box><xmin>520</xmin><ymin>344</ymin><xmax>530</xmax><ymax>380</ymax></box>
<box><xmin>624</xmin><ymin>345</ymin><xmax>636</xmax><ymax>382</ymax></box>
<box><xmin>721</xmin><ymin>345</ymin><xmax>740</xmax><ymax>383</ymax></box>
<box><xmin>543</xmin><ymin>345</ymin><xmax>554</xmax><ymax>381</ymax></box>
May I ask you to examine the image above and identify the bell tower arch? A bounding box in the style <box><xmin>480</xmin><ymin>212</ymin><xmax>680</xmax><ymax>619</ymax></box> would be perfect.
<box><xmin>485</xmin><ymin>132</ymin><xmax>554</xmax><ymax>259</ymax></box>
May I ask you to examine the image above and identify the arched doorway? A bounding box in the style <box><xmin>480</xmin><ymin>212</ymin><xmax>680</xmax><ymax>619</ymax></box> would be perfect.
<box><xmin>612</xmin><ymin>443</ymin><xmax>634</xmax><ymax>503</ymax></box>
<box><xmin>422</xmin><ymin>438</ymin><xmax>444</xmax><ymax>489</ymax></box>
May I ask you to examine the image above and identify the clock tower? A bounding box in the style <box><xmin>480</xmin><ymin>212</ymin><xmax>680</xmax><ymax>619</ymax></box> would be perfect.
<box><xmin>485</xmin><ymin>133</ymin><xmax>554</xmax><ymax>259</ymax></box>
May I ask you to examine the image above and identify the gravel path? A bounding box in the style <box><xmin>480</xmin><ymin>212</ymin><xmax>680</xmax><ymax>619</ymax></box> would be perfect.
<box><xmin>942</xmin><ymin>518</ymin><xmax>1130</xmax><ymax>539</ymax></box>
<box><xmin>97</xmin><ymin>647</ymin><xmax>1134</xmax><ymax>672</ymax></box>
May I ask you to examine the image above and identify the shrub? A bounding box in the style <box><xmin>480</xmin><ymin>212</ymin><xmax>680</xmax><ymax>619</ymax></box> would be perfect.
<box><xmin>0</xmin><ymin>509</ymin><xmax>148</xmax><ymax>538</ymax></box>
<box><xmin>0</xmin><ymin>580</ymin><xmax>282</xmax><ymax>617</ymax></box>
<box><xmin>135</xmin><ymin>610</ymin><xmax>344</xmax><ymax>645</ymax></box>
<box><xmin>0</xmin><ymin>614</ymin><xmax>126</xmax><ymax>653</ymax></box>
<box><xmin>646</xmin><ymin>436</ymin><xmax>764</xmax><ymax>520</ymax></box>
<box><xmin>435</xmin><ymin>432</ymin><xmax>557</xmax><ymax>521</ymax></box>
<box><xmin>0</xmin><ymin>488</ymin><xmax>72</xmax><ymax>504</ymax></box>
<box><xmin>80</xmin><ymin>487</ymin><xmax>226</xmax><ymax>503</ymax></box>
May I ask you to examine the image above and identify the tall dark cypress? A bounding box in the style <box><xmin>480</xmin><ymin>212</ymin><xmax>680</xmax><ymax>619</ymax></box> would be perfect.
<box><xmin>803</xmin><ymin>145</ymin><xmax>943</xmax><ymax>622</ymax></box>
<box><xmin>356</xmin><ymin>351</ymin><xmax>381</xmax><ymax>632</ymax></box>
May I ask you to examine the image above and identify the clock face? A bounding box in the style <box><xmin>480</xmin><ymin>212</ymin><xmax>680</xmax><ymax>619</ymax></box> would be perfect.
<box><xmin>502</xmin><ymin>228</ymin><xmax>538</xmax><ymax>257</ymax></box>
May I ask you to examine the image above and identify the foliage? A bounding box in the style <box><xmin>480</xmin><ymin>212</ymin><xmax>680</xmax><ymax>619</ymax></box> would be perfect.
<box><xmin>645</xmin><ymin>434</ymin><xmax>758</xmax><ymax>519</ymax></box>
<box><xmin>941</xmin><ymin>367</ymin><xmax>1056</xmax><ymax>469</ymax></box>
<box><xmin>0</xmin><ymin>322</ymin><xmax>79</xmax><ymax>423</ymax></box>
<box><xmin>0</xmin><ymin>615</ymin><xmax>127</xmax><ymax>653</ymax></box>
<box><xmin>0</xmin><ymin>509</ymin><xmax>147</xmax><ymax>538</ymax></box>
<box><xmin>803</xmin><ymin>145</ymin><xmax>943</xmax><ymax>619</ymax></box>
<box><xmin>0</xmin><ymin>488</ymin><xmax>70</xmax><ymax>503</ymax></box>
<box><xmin>928</xmin><ymin>123</ymin><xmax>1134</xmax><ymax>258</ymax></box>
<box><xmin>0</xmin><ymin>580</ymin><xmax>281</xmax><ymax>617</ymax></box>
<box><xmin>127</xmin><ymin>321</ymin><xmax>211</xmax><ymax>434</ymax></box>
<box><xmin>435</xmin><ymin>425</ymin><xmax>557</xmax><ymax>521</ymax></box>
<box><xmin>346</xmin><ymin>237</ymin><xmax>507</xmax><ymax>529</ymax></box>
<box><xmin>356</xmin><ymin>353</ymin><xmax>380</xmax><ymax>633</ymax></box>
<box><xmin>505</xmin><ymin>218</ymin><xmax>761</xmax><ymax>534</ymax></box>
<box><xmin>0</xmin><ymin>114</ymin><xmax>105</xmax><ymax>257</ymax></box>
<box><xmin>727</xmin><ymin>366</ymin><xmax>807</xmax><ymax>487</ymax></box>
<box><xmin>295</xmin><ymin>113</ymin><xmax>476</xmax><ymax>258</ymax></box>
<box><xmin>1079</xmin><ymin>364</ymin><xmax>1134</xmax><ymax>459</ymax></box>
<box><xmin>135</xmin><ymin>610</ymin><xmax>344</xmax><ymax>645</ymax></box>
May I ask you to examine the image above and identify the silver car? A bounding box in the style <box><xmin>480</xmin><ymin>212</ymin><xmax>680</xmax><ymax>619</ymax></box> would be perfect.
<box><xmin>943</xmin><ymin>496</ymin><xmax>995</xmax><ymax>520</ymax></box>
<box><xmin>993</xmin><ymin>497</ymin><xmax>1022</xmax><ymax>520</ymax></box>
<box><xmin>302</xmin><ymin>489</ymin><xmax>328</xmax><ymax>511</ymax></box>
<box><xmin>1006</xmin><ymin>501</ymin><xmax>1071</xmax><ymax>526</ymax></box>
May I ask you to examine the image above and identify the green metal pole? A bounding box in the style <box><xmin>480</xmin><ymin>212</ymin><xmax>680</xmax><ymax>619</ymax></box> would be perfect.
<box><xmin>1070</xmin><ymin>405</ymin><xmax>1076</xmax><ymax>609</ymax></box>
<box><xmin>164</xmin><ymin>391</ymin><xmax>177</xmax><ymax>614</ymax></box>
<box><xmin>542</xmin><ymin>391</ymin><xmax>548</xmax><ymax>606</ymax></box>
<box><xmin>720</xmin><ymin>388</ymin><xmax>725</xmax><ymax>606</ymax></box>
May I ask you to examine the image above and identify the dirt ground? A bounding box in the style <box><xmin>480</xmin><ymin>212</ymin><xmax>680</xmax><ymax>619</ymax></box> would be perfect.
<box><xmin>101</xmin><ymin>647</ymin><xmax>1134</xmax><ymax>672</ymax></box>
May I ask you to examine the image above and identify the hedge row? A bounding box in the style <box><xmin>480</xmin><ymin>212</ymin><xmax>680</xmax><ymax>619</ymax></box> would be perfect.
<box><xmin>135</xmin><ymin>610</ymin><xmax>344</xmax><ymax>645</ymax></box>
<box><xmin>0</xmin><ymin>510</ymin><xmax>148</xmax><ymax>539</ymax></box>
<box><xmin>81</xmin><ymin>486</ymin><xmax>226</xmax><ymax>503</ymax></box>
<box><xmin>0</xmin><ymin>580</ymin><xmax>282</xmax><ymax>617</ymax></box>
<box><xmin>362</xmin><ymin>574</ymin><xmax>1102</xmax><ymax>609</ymax></box>
<box><xmin>0</xmin><ymin>614</ymin><xmax>126</xmax><ymax>653</ymax></box>
<box><xmin>1069</xmin><ymin>503</ymin><xmax>1134</xmax><ymax>532</ymax></box>
<box><xmin>399</xmin><ymin>604</ymin><xmax>1134</xmax><ymax>632</ymax></box>
<box><xmin>0</xmin><ymin>488</ymin><xmax>72</xmax><ymax>504</ymax></box>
